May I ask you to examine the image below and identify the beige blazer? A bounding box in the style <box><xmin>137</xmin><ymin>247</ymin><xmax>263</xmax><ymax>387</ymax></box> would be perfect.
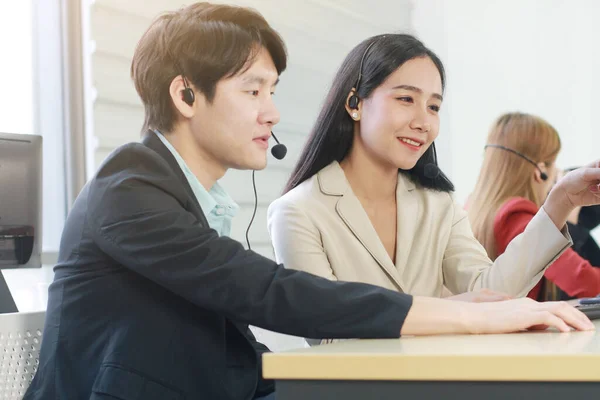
<box><xmin>267</xmin><ymin>161</ymin><xmax>572</xmax><ymax>298</ymax></box>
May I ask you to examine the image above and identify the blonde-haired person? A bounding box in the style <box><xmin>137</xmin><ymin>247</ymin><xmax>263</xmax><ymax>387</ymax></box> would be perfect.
<box><xmin>468</xmin><ymin>112</ymin><xmax>600</xmax><ymax>301</ymax></box>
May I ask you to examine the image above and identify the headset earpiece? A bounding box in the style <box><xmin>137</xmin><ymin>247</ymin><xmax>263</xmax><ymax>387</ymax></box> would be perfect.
<box><xmin>348</xmin><ymin>93</ymin><xmax>359</xmax><ymax>110</ymax></box>
<box><xmin>181</xmin><ymin>76</ymin><xmax>195</xmax><ymax>106</ymax></box>
<box><xmin>182</xmin><ymin>87</ymin><xmax>195</xmax><ymax>106</ymax></box>
<box><xmin>347</xmin><ymin>40</ymin><xmax>379</xmax><ymax>111</ymax></box>
<box><xmin>540</xmin><ymin>172</ymin><xmax>548</xmax><ymax>181</ymax></box>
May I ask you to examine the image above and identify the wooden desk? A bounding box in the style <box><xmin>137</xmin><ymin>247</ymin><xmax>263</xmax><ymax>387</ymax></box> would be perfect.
<box><xmin>263</xmin><ymin>321</ymin><xmax>600</xmax><ymax>400</ymax></box>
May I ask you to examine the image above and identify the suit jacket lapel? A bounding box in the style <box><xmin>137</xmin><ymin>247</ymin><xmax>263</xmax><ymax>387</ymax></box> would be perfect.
<box><xmin>394</xmin><ymin>174</ymin><xmax>419</xmax><ymax>281</ymax></box>
<box><xmin>141</xmin><ymin>130</ymin><xmax>209</xmax><ymax>227</ymax></box>
<box><xmin>318</xmin><ymin>162</ymin><xmax>404</xmax><ymax>291</ymax></box>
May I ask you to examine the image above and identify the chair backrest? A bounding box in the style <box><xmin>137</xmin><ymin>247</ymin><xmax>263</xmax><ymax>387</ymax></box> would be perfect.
<box><xmin>0</xmin><ymin>311</ymin><xmax>45</xmax><ymax>400</ymax></box>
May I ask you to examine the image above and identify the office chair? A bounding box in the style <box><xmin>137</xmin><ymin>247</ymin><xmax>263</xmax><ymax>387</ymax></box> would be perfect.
<box><xmin>0</xmin><ymin>311</ymin><xmax>45</xmax><ymax>399</ymax></box>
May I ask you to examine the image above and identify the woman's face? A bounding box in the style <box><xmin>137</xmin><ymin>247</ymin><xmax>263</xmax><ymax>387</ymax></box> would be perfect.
<box><xmin>351</xmin><ymin>56</ymin><xmax>443</xmax><ymax>170</ymax></box>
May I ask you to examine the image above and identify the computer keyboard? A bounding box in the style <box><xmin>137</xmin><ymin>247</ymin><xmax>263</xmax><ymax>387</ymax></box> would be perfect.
<box><xmin>575</xmin><ymin>303</ymin><xmax>600</xmax><ymax>320</ymax></box>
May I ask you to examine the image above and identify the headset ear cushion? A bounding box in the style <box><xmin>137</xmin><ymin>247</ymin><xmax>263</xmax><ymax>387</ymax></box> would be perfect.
<box><xmin>348</xmin><ymin>95</ymin><xmax>359</xmax><ymax>110</ymax></box>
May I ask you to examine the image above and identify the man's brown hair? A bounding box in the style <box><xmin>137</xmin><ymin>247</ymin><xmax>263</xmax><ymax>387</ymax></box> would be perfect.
<box><xmin>131</xmin><ymin>2</ymin><xmax>287</xmax><ymax>133</ymax></box>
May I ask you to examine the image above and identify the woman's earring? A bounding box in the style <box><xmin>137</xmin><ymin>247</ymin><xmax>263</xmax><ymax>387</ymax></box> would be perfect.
<box><xmin>351</xmin><ymin>111</ymin><xmax>359</xmax><ymax>120</ymax></box>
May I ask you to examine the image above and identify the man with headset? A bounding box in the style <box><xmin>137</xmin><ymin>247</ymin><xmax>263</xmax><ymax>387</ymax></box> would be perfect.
<box><xmin>24</xmin><ymin>3</ymin><xmax>593</xmax><ymax>400</ymax></box>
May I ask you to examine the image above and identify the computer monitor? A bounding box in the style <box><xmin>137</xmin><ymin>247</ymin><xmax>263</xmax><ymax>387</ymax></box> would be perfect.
<box><xmin>0</xmin><ymin>132</ymin><xmax>42</xmax><ymax>269</ymax></box>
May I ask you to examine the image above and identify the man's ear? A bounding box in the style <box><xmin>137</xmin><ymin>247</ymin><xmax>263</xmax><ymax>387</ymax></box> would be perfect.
<box><xmin>170</xmin><ymin>75</ymin><xmax>195</xmax><ymax>119</ymax></box>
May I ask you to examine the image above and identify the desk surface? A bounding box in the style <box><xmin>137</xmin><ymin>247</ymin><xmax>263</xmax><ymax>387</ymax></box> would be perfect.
<box><xmin>263</xmin><ymin>320</ymin><xmax>600</xmax><ymax>382</ymax></box>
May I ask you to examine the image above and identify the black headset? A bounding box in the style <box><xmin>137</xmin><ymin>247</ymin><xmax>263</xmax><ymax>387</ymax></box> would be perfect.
<box><xmin>484</xmin><ymin>144</ymin><xmax>548</xmax><ymax>181</ymax></box>
<box><xmin>348</xmin><ymin>37</ymin><xmax>450</xmax><ymax>184</ymax></box>
<box><xmin>348</xmin><ymin>40</ymin><xmax>377</xmax><ymax>111</ymax></box>
<box><xmin>181</xmin><ymin>77</ymin><xmax>195</xmax><ymax>106</ymax></box>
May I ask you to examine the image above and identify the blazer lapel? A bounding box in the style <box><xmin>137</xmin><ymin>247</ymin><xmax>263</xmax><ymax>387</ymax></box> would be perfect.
<box><xmin>141</xmin><ymin>130</ymin><xmax>209</xmax><ymax>226</ymax></box>
<box><xmin>318</xmin><ymin>162</ymin><xmax>404</xmax><ymax>291</ymax></box>
<box><xmin>394</xmin><ymin>174</ymin><xmax>419</xmax><ymax>280</ymax></box>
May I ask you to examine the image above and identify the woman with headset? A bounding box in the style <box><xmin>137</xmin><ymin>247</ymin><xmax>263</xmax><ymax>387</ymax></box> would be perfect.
<box><xmin>266</xmin><ymin>34</ymin><xmax>600</xmax><ymax>340</ymax></box>
<box><xmin>468</xmin><ymin>114</ymin><xmax>600</xmax><ymax>301</ymax></box>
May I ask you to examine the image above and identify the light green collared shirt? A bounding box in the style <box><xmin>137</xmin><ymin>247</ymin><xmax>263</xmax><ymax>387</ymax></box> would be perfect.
<box><xmin>154</xmin><ymin>130</ymin><xmax>239</xmax><ymax>237</ymax></box>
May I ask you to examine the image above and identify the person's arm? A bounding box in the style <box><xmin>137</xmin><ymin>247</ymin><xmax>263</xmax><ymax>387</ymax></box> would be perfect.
<box><xmin>496</xmin><ymin>204</ymin><xmax>600</xmax><ymax>299</ymax></box>
<box><xmin>88</xmin><ymin>145</ymin><xmax>410</xmax><ymax>340</ymax></box>
<box><xmin>267</xmin><ymin>197</ymin><xmax>337</xmax><ymax>280</ymax></box>
<box><xmin>544</xmin><ymin>249</ymin><xmax>600</xmax><ymax>298</ymax></box>
<box><xmin>442</xmin><ymin>199</ymin><xmax>571</xmax><ymax>297</ymax></box>
<box><xmin>404</xmin><ymin>296</ymin><xmax>593</xmax><ymax>335</ymax></box>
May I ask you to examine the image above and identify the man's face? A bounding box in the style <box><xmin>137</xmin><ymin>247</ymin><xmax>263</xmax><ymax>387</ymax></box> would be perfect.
<box><xmin>190</xmin><ymin>47</ymin><xmax>281</xmax><ymax>171</ymax></box>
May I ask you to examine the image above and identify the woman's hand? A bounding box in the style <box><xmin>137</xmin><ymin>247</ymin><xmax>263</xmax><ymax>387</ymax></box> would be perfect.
<box><xmin>402</xmin><ymin>296</ymin><xmax>595</xmax><ymax>336</ymax></box>
<box><xmin>544</xmin><ymin>161</ymin><xmax>600</xmax><ymax>229</ymax></box>
<box><xmin>466</xmin><ymin>298</ymin><xmax>594</xmax><ymax>334</ymax></box>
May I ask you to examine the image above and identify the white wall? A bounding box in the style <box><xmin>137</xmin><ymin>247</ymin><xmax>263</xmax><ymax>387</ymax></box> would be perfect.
<box><xmin>0</xmin><ymin>2</ymin><xmax>33</xmax><ymax>134</ymax></box>
<box><xmin>413</xmin><ymin>0</ymin><xmax>600</xmax><ymax>205</ymax></box>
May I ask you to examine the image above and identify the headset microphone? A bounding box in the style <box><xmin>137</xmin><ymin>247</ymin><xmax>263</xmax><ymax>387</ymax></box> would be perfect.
<box><xmin>423</xmin><ymin>142</ymin><xmax>453</xmax><ymax>188</ymax></box>
<box><xmin>246</xmin><ymin>131</ymin><xmax>288</xmax><ymax>251</ymax></box>
<box><xmin>270</xmin><ymin>132</ymin><xmax>287</xmax><ymax>160</ymax></box>
<box><xmin>423</xmin><ymin>163</ymin><xmax>440</xmax><ymax>179</ymax></box>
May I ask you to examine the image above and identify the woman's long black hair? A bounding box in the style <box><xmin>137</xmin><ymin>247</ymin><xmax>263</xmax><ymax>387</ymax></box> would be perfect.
<box><xmin>283</xmin><ymin>33</ymin><xmax>454</xmax><ymax>194</ymax></box>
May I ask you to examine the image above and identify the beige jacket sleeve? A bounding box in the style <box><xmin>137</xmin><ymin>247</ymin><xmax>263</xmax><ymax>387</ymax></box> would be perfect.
<box><xmin>267</xmin><ymin>198</ymin><xmax>337</xmax><ymax>281</ymax></box>
<box><xmin>443</xmin><ymin>201</ymin><xmax>572</xmax><ymax>297</ymax></box>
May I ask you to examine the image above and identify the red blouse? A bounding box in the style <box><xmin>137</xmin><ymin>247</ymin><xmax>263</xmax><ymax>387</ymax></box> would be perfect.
<box><xmin>494</xmin><ymin>197</ymin><xmax>600</xmax><ymax>300</ymax></box>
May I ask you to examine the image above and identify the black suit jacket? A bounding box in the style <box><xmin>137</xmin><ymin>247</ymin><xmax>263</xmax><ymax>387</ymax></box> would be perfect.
<box><xmin>24</xmin><ymin>131</ymin><xmax>412</xmax><ymax>400</ymax></box>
